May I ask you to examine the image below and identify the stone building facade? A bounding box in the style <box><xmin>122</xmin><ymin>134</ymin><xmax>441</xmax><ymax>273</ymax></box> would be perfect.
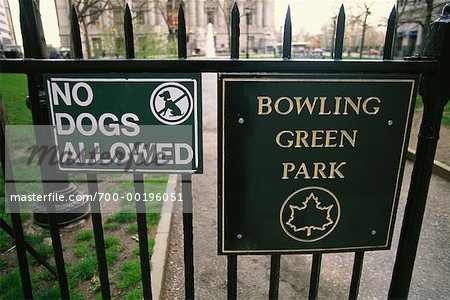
<box><xmin>396</xmin><ymin>0</ymin><xmax>447</xmax><ymax>57</ymax></box>
<box><xmin>0</xmin><ymin>0</ymin><xmax>16</xmax><ymax>50</ymax></box>
<box><xmin>55</xmin><ymin>0</ymin><xmax>276</xmax><ymax>57</ymax></box>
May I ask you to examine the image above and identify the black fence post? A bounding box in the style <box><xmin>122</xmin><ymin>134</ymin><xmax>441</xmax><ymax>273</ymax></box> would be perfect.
<box><xmin>18</xmin><ymin>1</ymin><xmax>72</xmax><ymax>298</ymax></box>
<box><xmin>178</xmin><ymin>5</ymin><xmax>196</xmax><ymax>300</ymax></box>
<box><xmin>389</xmin><ymin>4</ymin><xmax>450</xmax><ymax>299</ymax></box>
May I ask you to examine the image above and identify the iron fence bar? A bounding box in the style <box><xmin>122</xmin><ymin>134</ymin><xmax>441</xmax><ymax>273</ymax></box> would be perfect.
<box><xmin>124</xmin><ymin>4</ymin><xmax>135</xmax><ymax>59</ymax></box>
<box><xmin>178</xmin><ymin>5</ymin><xmax>187</xmax><ymax>59</ymax></box>
<box><xmin>268</xmin><ymin>255</ymin><xmax>281</xmax><ymax>300</ymax></box>
<box><xmin>334</xmin><ymin>5</ymin><xmax>345</xmax><ymax>60</ymax></box>
<box><xmin>389</xmin><ymin>5</ymin><xmax>450</xmax><ymax>298</ymax></box>
<box><xmin>348</xmin><ymin>252</ymin><xmax>364</xmax><ymax>299</ymax></box>
<box><xmin>0</xmin><ymin>121</ymin><xmax>34</xmax><ymax>299</ymax></box>
<box><xmin>19</xmin><ymin>1</ymin><xmax>70</xmax><ymax>298</ymax></box>
<box><xmin>70</xmin><ymin>5</ymin><xmax>83</xmax><ymax>59</ymax></box>
<box><xmin>182</xmin><ymin>174</ymin><xmax>195</xmax><ymax>299</ymax></box>
<box><xmin>308</xmin><ymin>254</ymin><xmax>322</xmax><ymax>300</ymax></box>
<box><xmin>134</xmin><ymin>173</ymin><xmax>153</xmax><ymax>300</ymax></box>
<box><xmin>266</xmin><ymin>10</ymin><xmax>296</xmax><ymax>297</ymax></box>
<box><xmin>383</xmin><ymin>7</ymin><xmax>397</xmax><ymax>60</ymax></box>
<box><xmin>124</xmin><ymin>8</ymin><xmax>153</xmax><ymax>299</ymax></box>
<box><xmin>282</xmin><ymin>6</ymin><xmax>292</xmax><ymax>59</ymax></box>
<box><xmin>177</xmin><ymin>6</ymin><xmax>195</xmax><ymax>299</ymax></box>
<box><xmin>231</xmin><ymin>3</ymin><xmax>240</xmax><ymax>59</ymax></box>
<box><xmin>0</xmin><ymin>59</ymin><xmax>438</xmax><ymax>74</ymax></box>
<box><xmin>335</xmin><ymin>7</ymin><xmax>367</xmax><ymax>297</ymax></box>
<box><xmin>227</xmin><ymin>255</ymin><xmax>238</xmax><ymax>299</ymax></box>
<box><xmin>47</xmin><ymin>201</ymin><xmax>70</xmax><ymax>299</ymax></box>
<box><xmin>86</xmin><ymin>174</ymin><xmax>111</xmax><ymax>300</ymax></box>
<box><xmin>0</xmin><ymin>218</ymin><xmax>57</xmax><ymax>277</ymax></box>
<box><xmin>69</xmin><ymin>15</ymin><xmax>111</xmax><ymax>298</ymax></box>
<box><xmin>226</xmin><ymin>5</ymin><xmax>240</xmax><ymax>299</ymax></box>
<box><xmin>84</xmin><ymin>189</ymin><xmax>108</xmax><ymax>295</ymax></box>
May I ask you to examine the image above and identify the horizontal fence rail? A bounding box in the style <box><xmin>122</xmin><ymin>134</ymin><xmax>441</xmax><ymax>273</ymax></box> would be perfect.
<box><xmin>0</xmin><ymin>59</ymin><xmax>439</xmax><ymax>74</ymax></box>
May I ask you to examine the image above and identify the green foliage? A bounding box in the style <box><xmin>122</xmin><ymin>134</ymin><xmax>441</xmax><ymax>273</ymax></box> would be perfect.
<box><xmin>0</xmin><ymin>270</ymin><xmax>23</xmax><ymax>300</ymax></box>
<box><xmin>35</xmin><ymin>243</ymin><xmax>53</xmax><ymax>259</ymax></box>
<box><xmin>117</xmin><ymin>259</ymin><xmax>141</xmax><ymax>291</ymax></box>
<box><xmin>69</xmin><ymin>256</ymin><xmax>98</xmax><ymax>281</ymax></box>
<box><xmin>147</xmin><ymin>213</ymin><xmax>161</xmax><ymax>229</ymax></box>
<box><xmin>103</xmin><ymin>222</ymin><xmax>120</xmax><ymax>231</ymax></box>
<box><xmin>443</xmin><ymin>102</ymin><xmax>450</xmax><ymax>127</ymax></box>
<box><xmin>123</xmin><ymin>287</ymin><xmax>143</xmax><ymax>300</ymax></box>
<box><xmin>74</xmin><ymin>242</ymin><xmax>91</xmax><ymax>258</ymax></box>
<box><xmin>76</xmin><ymin>230</ymin><xmax>94</xmax><ymax>241</ymax></box>
<box><xmin>0</xmin><ymin>256</ymin><xmax>7</xmax><ymax>269</ymax></box>
<box><xmin>126</xmin><ymin>223</ymin><xmax>138</xmax><ymax>234</ymax></box>
<box><xmin>106</xmin><ymin>213</ymin><xmax>137</xmax><ymax>224</ymax></box>
<box><xmin>34</xmin><ymin>284</ymin><xmax>60</xmax><ymax>300</ymax></box>
<box><xmin>104</xmin><ymin>236</ymin><xmax>119</xmax><ymax>248</ymax></box>
<box><xmin>0</xmin><ymin>74</ymin><xmax>32</xmax><ymax>125</ymax></box>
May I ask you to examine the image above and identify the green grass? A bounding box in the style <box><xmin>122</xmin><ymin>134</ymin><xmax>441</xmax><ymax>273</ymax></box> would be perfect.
<box><xmin>74</xmin><ymin>242</ymin><xmax>91</xmax><ymax>258</ymax></box>
<box><xmin>443</xmin><ymin>101</ymin><xmax>450</xmax><ymax>127</ymax></box>
<box><xmin>0</xmin><ymin>74</ymin><xmax>32</xmax><ymax>125</ymax></box>
<box><xmin>76</xmin><ymin>230</ymin><xmax>94</xmax><ymax>241</ymax></box>
<box><xmin>117</xmin><ymin>259</ymin><xmax>142</xmax><ymax>290</ymax></box>
<box><xmin>103</xmin><ymin>222</ymin><xmax>120</xmax><ymax>231</ymax></box>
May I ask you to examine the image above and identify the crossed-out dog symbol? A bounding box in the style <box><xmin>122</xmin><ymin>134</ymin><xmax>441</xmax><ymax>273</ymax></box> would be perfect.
<box><xmin>158</xmin><ymin>90</ymin><xmax>183</xmax><ymax>117</ymax></box>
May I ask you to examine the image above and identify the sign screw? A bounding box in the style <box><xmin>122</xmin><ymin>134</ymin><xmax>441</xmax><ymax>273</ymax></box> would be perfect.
<box><xmin>388</xmin><ymin>120</ymin><xmax>394</xmax><ymax>126</ymax></box>
<box><xmin>371</xmin><ymin>230</ymin><xmax>377</xmax><ymax>235</ymax></box>
<box><xmin>238</xmin><ymin>118</ymin><xmax>244</xmax><ymax>124</ymax></box>
<box><xmin>237</xmin><ymin>233</ymin><xmax>243</xmax><ymax>239</ymax></box>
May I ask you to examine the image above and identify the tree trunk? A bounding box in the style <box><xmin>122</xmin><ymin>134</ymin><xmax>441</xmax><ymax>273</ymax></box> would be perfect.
<box><xmin>422</xmin><ymin>0</ymin><xmax>434</xmax><ymax>51</ymax></box>
<box><xmin>82</xmin><ymin>21</ymin><xmax>92</xmax><ymax>58</ymax></box>
<box><xmin>359</xmin><ymin>14</ymin><xmax>368</xmax><ymax>58</ymax></box>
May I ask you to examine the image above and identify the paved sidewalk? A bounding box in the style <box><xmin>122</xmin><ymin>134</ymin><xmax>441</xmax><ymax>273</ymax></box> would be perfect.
<box><xmin>162</xmin><ymin>74</ymin><xmax>450</xmax><ymax>299</ymax></box>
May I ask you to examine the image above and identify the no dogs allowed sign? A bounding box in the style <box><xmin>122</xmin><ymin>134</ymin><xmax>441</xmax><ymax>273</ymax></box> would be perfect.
<box><xmin>44</xmin><ymin>74</ymin><xmax>202</xmax><ymax>173</ymax></box>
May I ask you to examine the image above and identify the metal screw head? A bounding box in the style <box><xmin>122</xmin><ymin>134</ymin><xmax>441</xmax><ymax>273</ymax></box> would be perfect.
<box><xmin>388</xmin><ymin>120</ymin><xmax>394</xmax><ymax>126</ymax></box>
<box><xmin>238</xmin><ymin>117</ymin><xmax>244</xmax><ymax>124</ymax></box>
<box><xmin>371</xmin><ymin>230</ymin><xmax>377</xmax><ymax>235</ymax></box>
<box><xmin>237</xmin><ymin>234</ymin><xmax>243</xmax><ymax>239</ymax></box>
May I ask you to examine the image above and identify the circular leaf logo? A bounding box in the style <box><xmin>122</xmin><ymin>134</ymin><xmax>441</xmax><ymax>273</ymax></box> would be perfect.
<box><xmin>149</xmin><ymin>82</ymin><xmax>193</xmax><ymax>125</ymax></box>
<box><xmin>280</xmin><ymin>186</ymin><xmax>340</xmax><ymax>242</ymax></box>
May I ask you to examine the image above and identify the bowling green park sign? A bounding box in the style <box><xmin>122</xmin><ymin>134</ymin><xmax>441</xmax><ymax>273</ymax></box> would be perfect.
<box><xmin>219</xmin><ymin>74</ymin><xmax>418</xmax><ymax>254</ymax></box>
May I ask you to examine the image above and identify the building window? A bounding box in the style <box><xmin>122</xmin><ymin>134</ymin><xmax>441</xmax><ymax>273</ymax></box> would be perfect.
<box><xmin>248</xmin><ymin>36</ymin><xmax>255</xmax><ymax>48</ymax></box>
<box><xmin>114</xmin><ymin>9</ymin><xmax>123</xmax><ymax>25</ymax></box>
<box><xmin>92</xmin><ymin>37</ymin><xmax>102</xmax><ymax>56</ymax></box>
<box><xmin>207</xmin><ymin>9</ymin><xmax>215</xmax><ymax>24</ymax></box>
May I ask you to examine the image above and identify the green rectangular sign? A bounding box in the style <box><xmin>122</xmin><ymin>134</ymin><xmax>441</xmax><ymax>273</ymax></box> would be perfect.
<box><xmin>219</xmin><ymin>74</ymin><xmax>418</xmax><ymax>254</ymax></box>
<box><xmin>44</xmin><ymin>74</ymin><xmax>202</xmax><ymax>173</ymax></box>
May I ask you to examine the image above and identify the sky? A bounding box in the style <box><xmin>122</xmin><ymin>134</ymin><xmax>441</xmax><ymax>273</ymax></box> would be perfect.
<box><xmin>9</xmin><ymin>0</ymin><xmax>396</xmax><ymax>48</ymax></box>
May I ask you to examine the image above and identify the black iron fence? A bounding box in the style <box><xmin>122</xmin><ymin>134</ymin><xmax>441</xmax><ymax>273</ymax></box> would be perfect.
<box><xmin>0</xmin><ymin>1</ymin><xmax>449</xmax><ymax>299</ymax></box>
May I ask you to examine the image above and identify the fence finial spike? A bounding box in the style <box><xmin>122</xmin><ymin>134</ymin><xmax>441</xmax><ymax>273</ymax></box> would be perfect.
<box><xmin>178</xmin><ymin>3</ymin><xmax>187</xmax><ymax>59</ymax></box>
<box><xmin>282</xmin><ymin>5</ymin><xmax>292</xmax><ymax>59</ymax></box>
<box><xmin>124</xmin><ymin>3</ymin><xmax>132</xmax><ymax>22</ymax></box>
<box><xmin>71</xmin><ymin>4</ymin><xmax>78</xmax><ymax>19</ymax></box>
<box><xmin>338</xmin><ymin>4</ymin><xmax>345</xmax><ymax>19</ymax></box>
<box><xmin>232</xmin><ymin>2</ymin><xmax>240</xmax><ymax>14</ymax></box>
<box><xmin>231</xmin><ymin>1</ymin><xmax>240</xmax><ymax>59</ymax></box>
<box><xmin>389</xmin><ymin>5</ymin><xmax>397</xmax><ymax>18</ymax></box>
<box><xmin>443</xmin><ymin>3</ymin><xmax>450</xmax><ymax>15</ymax></box>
